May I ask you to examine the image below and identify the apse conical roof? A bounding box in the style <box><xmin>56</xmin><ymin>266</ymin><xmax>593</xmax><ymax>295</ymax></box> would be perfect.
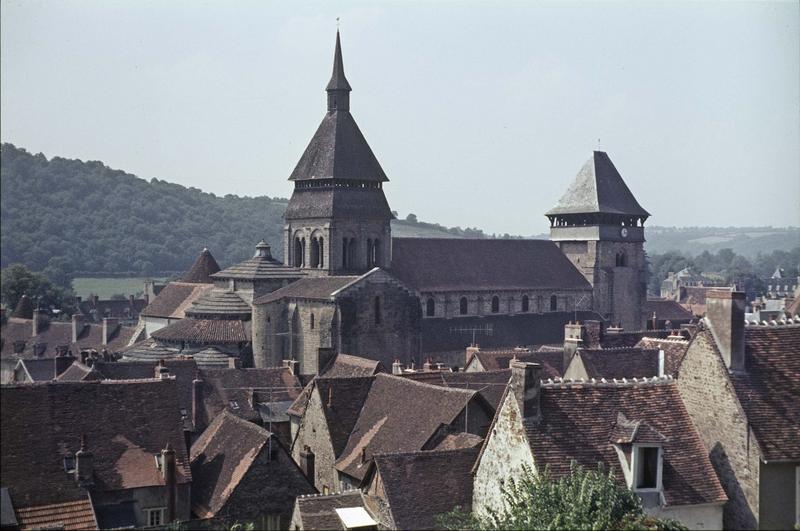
<box><xmin>181</xmin><ymin>248</ymin><xmax>221</xmax><ymax>283</ymax></box>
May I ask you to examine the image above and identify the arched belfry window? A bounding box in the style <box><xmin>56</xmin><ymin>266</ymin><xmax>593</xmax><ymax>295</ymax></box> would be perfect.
<box><xmin>294</xmin><ymin>237</ymin><xmax>304</xmax><ymax>268</ymax></box>
<box><xmin>367</xmin><ymin>239</ymin><xmax>374</xmax><ymax>268</ymax></box>
<box><xmin>491</xmin><ymin>296</ymin><xmax>500</xmax><ymax>314</ymax></box>
<box><xmin>522</xmin><ymin>295</ymin><xmax>530</xmax><ymax>312</ymax></box>
<box><xmin>373</xmin><ymin>239</ymin><xmax>381</xmax><ymax>267</ymax></box>
<box><xmin>310</xmin><ymin>238</ymin><xmax>320</xmax><ymax>269</ymax></box>
<box><xmin>310</xmin><ymin>313</ymin><xmax>315</xmax><ymax>330</ymax></box>
<box><xmin>459</xmin><ymin>297</ymin><xmax>468</xmax><ymax>315</ymax></box>
<box><xmin>550</xmin><ymin>295</ymin><xmax>558</xmax><ymax>312</ymax></box>
<box><xmin>426</xmin><ymin>298</ymin><xmax>435</xmax><ymax>317</ymax></box>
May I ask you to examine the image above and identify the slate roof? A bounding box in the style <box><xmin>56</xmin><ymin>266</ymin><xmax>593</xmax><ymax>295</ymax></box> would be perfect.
<box><xmin>320</xmin><ymin>353</ymin><xmax>384</xmax><ymax>378</ymax></box>
<box><xmin>644</xmin><ymin>298</ymin><xmax>694</xmax><ymax>322</ymax></box>
<box><xmin>254</xmin><ymin>276</ymin><xmax>360</xmax><ymax>305</ymax></box>
<box><xmin>288</xmin><ymin>109</ymin><xmax>387</xmax><ymax>183</ymax></box>
<box><xmin>190</xmin><ymin>410</ymin><xmax>314</xmax><ymax>519</ymax></box>
<box><xmin>469</xmin><ymin>349</ymin><xmax>564</xmax><ymax>378</ymax></box>
<box><xmin>522</xmin><ymin>380</ymin><xmax>727</xmax><ymax>507</ymax></box>
<box><xmin>56</xmin><ymin>361</ymin><xmax>94</xmax><ymax>381</ymax></box>
<box><xmin>546</xmin><ymin>151</ymin><xmax>650</xmax><ymax>217</ymax></box>
<box><xmin>181</xmin><ymin>248</ymin><xmax>221</xmax><ymax>283</ymax></box>
<box><xmin>284</xmin><ymin>184</ymin><xmax>394</xmax><ymax>221</ymax></box>
<box><xmin>391</xmin><ymin>238</ymin><xmax>592</xmax><ymax>292</ymax></box>
<box><xmin>212</xmin><ymin>241</ymin><xmax>306</xmax><ymax>281</ymax></box>
<box><xmin>421</xmin><ymin>311</ymin><xmax>603</xmax><ymax>354</ymax></box>
<box><xmin>367</xmin><ymin>447</ymin><xmax>479</xmax><ymax>530</ymax></box>
<box><xmin>15</xmin><ymin>357</ymin><xmax>58</xmax><ymax>381</ymax></box>
<box><xmin>635</xmin><ymin>337</ymin><xmax>690</xmax><ymax>377</ymax></box>
<box><xmin>184</xmin><ymin>290</ymin><xmax>252</xmax><ymax>319</ymax></box>
<box><xmin>730</xmin><ymin>325</ymin><xmax>800</xmax><ymax>462</ymax></box>
<box><xmin>0</xmin><ymin>488</ymin><xmax>17</xmax><ymax>528</ymax></box>
<box><xmin>403</xmin><ymin>369</ymin><xmax>511</xmax><ymax>411</ymax></box>
<box><xmin>293</xmin><ymin>490</ymin><xmax>365</xmax><ymax>531</ymax></box>
<box><xmin>1</xmin><ymin>379</ymin><xmax>191</xmax><ymax>509</ymax></box>
<box><xmin>197</xmin><ymin>367</ymin><xmax>304</xmax><ymax>431</ymax></box>
<box><xmin>14</xmin><ymin>498</ymin><xmax>98</xmax><ymax>531</ymax></box>
<box><xmin>334</xmin><ymin>374</ymin><xmax>487</xmax><ymax>482</ymax></box>
<box><xmin>326</xmin><ymin>31</ymin><xmax>351</xmax><ymax>92</ymax></box>
<box><xmin>0</xmin><ymin>317</ymin><xmax>140</xmax><ymax>359</ymax></box>
<box><xmin>576</xmin><ymin>347</ymin><xmax>661</xmax><ymax>379</ymax></box>
<box><xmin>140</xmin><ymin>282</ymin><xmax>214</xmax><ymax>319</ymax></box>
<box><xmin>151</xmin><ymin>317</ymin><xmax>251</xmax><ymax>344</ymax></box>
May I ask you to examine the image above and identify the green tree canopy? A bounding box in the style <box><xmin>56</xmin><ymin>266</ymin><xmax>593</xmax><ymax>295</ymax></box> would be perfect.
<box><xmin>1</xmin><ymin>263</ymin><xmax>74</xmax><ymax>312</ymax></box>
<box><xmin>438</xmin><ymin>462</ymin><xmax>686</xmax><ymax>531</ymax></box>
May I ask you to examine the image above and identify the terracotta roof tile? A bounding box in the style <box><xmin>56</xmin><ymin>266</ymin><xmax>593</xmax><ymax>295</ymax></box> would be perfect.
<box><xmin>140</xmin><ymin>282</ymin><xmax>214</xmax><ymax>319</ymax></box>
<box><xmin>370</xmin><ymin>447</ymin><xmax>479</xmax><ymax>530</ymax></box>
<box><xmin>403</xmin><ymin>369</ymin><xmax>511</xmax><ymax>411</ymax></box>
<box><xmin>151</xmin><ymin>317</ymin><xmax>251</xmax><ymax>344</ymax></box>
<box><xmin>181</xmin><ymin>248</ymin><xmax>221</xmax><ymax>283</ymax></box>
<box><xmin>524</xmin><ymin>380</ymin><xmax>727</xmax><ymax>507</ymax></box>
<box><xmin>1</xmin><ymin>380</ymin><xmax>191</xmax><ymax>509</ymax></box>
<box><xmin>15</xmin><ymin>498</ymin><xmax>97</xmax><ymax>531</ymax></box>
<box><xmin>730</xmin><ymin>325</ymin><xmax>800</xmax><ymax>462</ymax></box>
<box><xmin>0</xmin><ymin>318</ymin><xmax>139</xmax><ymax>359</ymax></box>
<box><xmin>293</xmin><ymin>490</ymin><xmax>366</xmax><ymax>531</ymax></box>
<box><xmin>644</xmin><ymin>298</ymin><xmax>695</xmax><ymax>321</ymax></box>
<box><xmin>471</xmin><ymin>349</ymin><xmax>564</xmax><ymax>378</ymax></box>
<box><xmin>635</xmin><ymin>337</ymin><xmax>690</xmax><ymax>377</ymax></box>
<box><xmin>577</xmin><ymin>347</ymin><xmax>660</xmax><ymax>380</ymax></box>
<box><xmin>321</xmin><ymin>354</ymin><xmax>384</xmax><ymax>378</ymax></box>
<box><xmin>254</xmin><ymin>276</ymin><xmax>360</xmax><ymax>305</ymax></box>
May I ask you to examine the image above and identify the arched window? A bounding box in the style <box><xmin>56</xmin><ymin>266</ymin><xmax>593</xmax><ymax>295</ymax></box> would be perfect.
<box><xmin>373</xmin><ymin>239</ymin><xmax>381</xmax><ymax>267</ymax></box>
<box><xmin>459</xmin><ymin>297</ymin><xmax>468</xmax><ymax>315</ymax></box>
<box><xmin>348</xmin><ymin>239</ymin><xmax>357</xmax><ymax>269</ymax></box>
<box><xmin>310</xmin><ymin>238</ymin><xmax>320</xmax><ymax>269</ymax></box>
<box><xmin>620</xmin><ymin>252</ymin><xmax>627</xmax><ymax>267</ymax></box>
<box><xmin>318</xmin><ymin>237</ymin><xmax>324</xmax><ymax>268</ymax></box>
<box><xmin>310</xmin><ymin>313</ymin><xmax>315</xmax><ymax>330</ymax></box>
<box><xmin>522</xmin><ymin>295</ymin><xmax>530</xmax><ymax>312</ymax></box>
<box><xmin>293</xmin><ymin>237</ymin><xmax>304</xmax><ymax>267</ymax></box>
<box><xmin>366</xmin><ymin>239</ymin><xmax>374</xmax><ymax>268</ymax></box>
<box><xmin>550</xmin><ymin>295</ymin><xmax>558</xmax><ymax>312</ymax></box>
<box><xmin>426</xmin><ymin>298</ymin><xmax>435</xmax><ymax>317</ymax></box>
<box><xmin>491</xmin><ymin>296</ymin><xmax>500</xmax><ymax>314</ymax></box>
<box><xmin>374</xmin><ymin>296</ymin><xmax>382</xmax><ymax>325</ymax></box>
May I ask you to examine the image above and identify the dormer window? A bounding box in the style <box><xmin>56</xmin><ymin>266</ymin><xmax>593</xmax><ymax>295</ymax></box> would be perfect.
<box><xmin>63</xmin><ymin>454</ymin><xmax>75</xmax><ymax>473</ymax></box>
<box><xmin>633</xmin><ymin>445</ymin><xmax>662</xmax><ymax>491</ymax></box>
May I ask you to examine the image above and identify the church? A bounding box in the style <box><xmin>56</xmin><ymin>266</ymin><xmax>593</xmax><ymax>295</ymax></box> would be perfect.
<box><xmin>137</xmin><ymin>31</ymin><xmax>650</xmax><ymax>375</ymax></box>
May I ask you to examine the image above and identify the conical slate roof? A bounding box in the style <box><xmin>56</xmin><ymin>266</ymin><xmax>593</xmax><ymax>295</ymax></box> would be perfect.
<box><xmin>184</xmin><ymin>290</ymin><xmax>252</xmax><ymax>320</ymax></box>
<box><xmin>546</xmin><ymin>151</ymin><xmax>650</xmax><ymax>217</ymax></box>
<box><xmin>181</xmin><ymin>248</ymin><xmax>221</xmax><ymax>283</ymax></box>
<box><xmin>289</xmin><ymin>32</ymin><xmax>387</xmax><ymax>183</ymax></box>
<box><xmin>212</xmin><ymin>241</ymin><xmax>306</xmax><ymax>281</ymax></box>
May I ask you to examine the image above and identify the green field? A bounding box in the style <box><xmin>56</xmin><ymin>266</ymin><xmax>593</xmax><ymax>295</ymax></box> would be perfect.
<box><xmin>72</xmin><ymin>277</ymin><xmax>166</xmax><ymax>299</ymax></box>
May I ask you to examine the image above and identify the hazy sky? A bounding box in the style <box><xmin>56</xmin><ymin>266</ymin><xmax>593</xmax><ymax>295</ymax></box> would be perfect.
<box><xmin>2</xmin><ymin>1</ymin><xmax>798</xmax><ymax>235</ymax></box>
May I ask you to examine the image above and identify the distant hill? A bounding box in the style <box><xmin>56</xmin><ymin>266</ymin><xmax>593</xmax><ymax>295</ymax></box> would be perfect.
<box><xmin>1</xmin><ymin>143</ymin><xmax>796</xmax><ymax>277</ymax></box>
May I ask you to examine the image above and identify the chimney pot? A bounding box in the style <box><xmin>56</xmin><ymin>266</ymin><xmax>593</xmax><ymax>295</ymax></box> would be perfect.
<box><xmin>392</xmin><ymin>359</ymin><xmax>403</xmax><ymax>375</ymax></box>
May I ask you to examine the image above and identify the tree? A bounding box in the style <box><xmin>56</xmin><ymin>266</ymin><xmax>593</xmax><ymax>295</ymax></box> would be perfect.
<box><xmin>437</xmin><ymin>462</ymin><xmax>686</xmax><ymax>530</ymax></box>
<box><xmin>1</xmin><ymin>264</ymin><xmax>74</xmax><ymax>312</ymax></box>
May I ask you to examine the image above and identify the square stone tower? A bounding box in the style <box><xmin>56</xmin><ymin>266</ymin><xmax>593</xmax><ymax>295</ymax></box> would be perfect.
<box><xmin>283</xmin><ymin>31</ymin><xmax>393</xmax><ymax>276</ymax></box>
<box><xmin>547</xmin><ymin>151</ymin><xmax>649</xmax><ymax>330</ymax></box>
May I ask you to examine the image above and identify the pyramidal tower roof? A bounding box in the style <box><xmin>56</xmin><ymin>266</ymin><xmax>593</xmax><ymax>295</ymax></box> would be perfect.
<box><xmin>288</xmin><ymin>31</ymin><xmax>388</xmax><ymax>183</ymax></box>
<box><xmin>546</xmin><ymin>151</ymin><xmax>650</xmax><ymax>218</ymax></box>
<box><xmin>181</xmin><ymin>248</ymin><xmax>221</xmax><ymax>283</ymax></box>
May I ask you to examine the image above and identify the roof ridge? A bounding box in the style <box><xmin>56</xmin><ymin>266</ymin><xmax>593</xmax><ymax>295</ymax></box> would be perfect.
<box><xmin>746</xmin><ymin>317</ymin><xmax>800</xmax><ymax>327</ymax></box>
<box><xmin>542</xmin><ymin>375</ymin><xmax>675</xmax><ymax>388</ymax></box>
<box><xmin>297</xmin><ymin>488</ymin><xmax>361</xmax><ymax>500</ymax></box>
<box><xmin>373</xmin><ymin>445</ymin><xmax>479</xmax><ymax>460</ymax></box>
<box><xmin>375</xmin><ymin>373</ymin><xmax>477</xmax><ymax>396</ymax></box>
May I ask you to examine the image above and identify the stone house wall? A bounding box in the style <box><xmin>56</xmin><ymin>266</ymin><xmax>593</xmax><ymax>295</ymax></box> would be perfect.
<box><xmin>676</xmin><ymin>332</ymin><xmax>760</xmax><ymax>529</ymax></box>
<box><xmin>290</xmin><ymin>386</ymin><xmax>339</xmax><ymax>493</ymax></box>
<box><xmin>93</xmin><ymin>484</ymin><xmax>191</xmax><ymax>528</ymax></box>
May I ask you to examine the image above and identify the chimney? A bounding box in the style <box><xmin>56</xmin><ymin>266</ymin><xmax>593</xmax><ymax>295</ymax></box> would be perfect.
<box><xmin>228</xmin><ymin>356</ymin><xmax>240</xmax><ymax>369</ymax></box>
<box><xmin>651</xmin><ymin>312</ymin><xmax>658</xmax><ymax>330</ymax></box>
<box><xmin>161</xmin><ymin>442</ymin><xmax>177</xmax><ymax>523</ymax></box>
<box><xmin>606</xmin><ymin>324</ymin><xmax>624</xmax><ymax>334</ymax></box>
<box><xmin>32</xmin><ymin>309</ymin><xmax>49</xmax><ymax>336</ymax></box>
<box><xmin>283</xmin><ymin>359</ymin><xmax>299</xmax><ymax>376</ymax></box>
<box><xmin>317</xmin><ymin>347</ymin><xmax>336</xmax><ymax>374</ymax></box>
<box><xmin>54</xmin><ymin>351</ymin><xmax>76</xmax><ymax>378</ymax></box>
<box><xmin>129</xmin><ymin>294</ymin><xmax>135</xmax><ymax>307</ymax></box>
<box><xmin>658</xmin><ymin>349</ymin><xmax>665</xmax><ymax>377</ymax></box>
<box><xmin>583</xmin><ymin>320</ymin><xmax>602</xmax><ymax>348</ymax></box>
<box><xmin>72</xmin><ymin>314</ymin><xmax>85</xmax><ymax>343</ymax></box>
<box><xmin>563</xmin><ymin>322</ymin><xmax>584</xmax><ymax>370</ymax></box>
<box><xmin>75</xmin><ymin>435</ymin><xmax>93</xmax><ymax>486</ymax></box>
<box><xmin>706</xmin><ymin>290</ymin><xmax>746</xmax><ymax>372</ymax></box>
<box><xmin>510</xmin><ymin>361</ymin><xmax>542</xmax><ymax>420</ymax></box>
<box><xmin>299</xmin><ymin>445</ymin><xmax>315</xmax><ymax>483</ymax></box>
<box><xmin>327</xmin><ymin>385</ymin><xmax>333</xmax><ymax>409</ymax></box>
<box><xmin>392</xmin><ymin>359</ymin><xmax>403</xmax><ymax>375</ymax></box>
<box><xmin>423</xmin><ymin>358</ymin><xmax>434</xmax><ymax>372</ymax></box>
<box><xmin>102</xmin><ymin>318</ymin><xmax>119</xmax><ymax>345</ymax></box>
<box><xmin>465</xmin><ymin>344</ymin><xmax>480</xmax><ymax>367</ymax></box>
<box><xmin>192</xmin><ymin>373</ymin><xmax>203</xmax><ymax>431</ymax></box>
<box><xmin>361</xmin><ymin>447</ymin><xmax>367</xmax><ymax>465</ymax></box>
<box><xmin>155</xmin><ymin>359</ymin><xmax>171</xmax><ymax>379</ymax></box>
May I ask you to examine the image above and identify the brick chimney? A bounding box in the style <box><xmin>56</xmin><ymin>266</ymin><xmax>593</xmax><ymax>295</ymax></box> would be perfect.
<box><xmin>583</xmin><ymin>320</ymin><xmax>602</xmax><ymax>348</ymax></box>
<box><xmin>299</xmin><ymin>445</ymin><xmax>315</xmax><ymax>483</ymax></box>
<box><xmin>72</xmin><ymin>314</ymin><xmax>86</xmax><ymax>343</ymax></box>
<box><xmin>192</xmin><ymin>373</ymin><xmax>203</xmax><ymax>431</ymax></box>
<box><xmin>510</xmin><ymin>361</ymin><xmax>542</xmax><ymax>420</ymax></box>
<box><xmin>102</xmin><ymin>318</ymin><xmax>119</xmax><ymax>345</ymax></box>
<box><xmin>706</xmin><ymin>290</ymin><xmax>746</xmax><ymax>372</ymax></box>
<box><xmin>161</xmin><ymin>442</ymin><xmax>177</xmax><ymax>523</ymax></box>
<box><xmin>75</xmin><ymin>435</ymin><xmax>93</xmax><ymax>486</ymax></box>
<box><xmin>563</xmin><ymin>322</ymin><xmax>584</xmax><ymax>370</ymax></box>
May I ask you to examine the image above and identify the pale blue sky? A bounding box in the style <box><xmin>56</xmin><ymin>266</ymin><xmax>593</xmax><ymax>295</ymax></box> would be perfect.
<box><xmin>2</xmin><ymin>1</ymin><xmax>798</xmax><ymax>234</ymax></box>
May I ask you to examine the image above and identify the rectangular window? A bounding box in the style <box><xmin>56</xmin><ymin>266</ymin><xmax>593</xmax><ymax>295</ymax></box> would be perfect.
<box><xmin>635</xmin><ymin>447</ymin><xmax>660</xmax><ymax>489</ymax></box>
<box><xmin>146</xmin><ymin>508</ymin><xmax>165</xmax><ymax>527</ymax></box>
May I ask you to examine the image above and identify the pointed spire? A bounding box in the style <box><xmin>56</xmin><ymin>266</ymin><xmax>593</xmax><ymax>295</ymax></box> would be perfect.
<box><xmin>326</xmin><ymin>30</ymin><xmax>351</xmax><ymax>112</ymax></box>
